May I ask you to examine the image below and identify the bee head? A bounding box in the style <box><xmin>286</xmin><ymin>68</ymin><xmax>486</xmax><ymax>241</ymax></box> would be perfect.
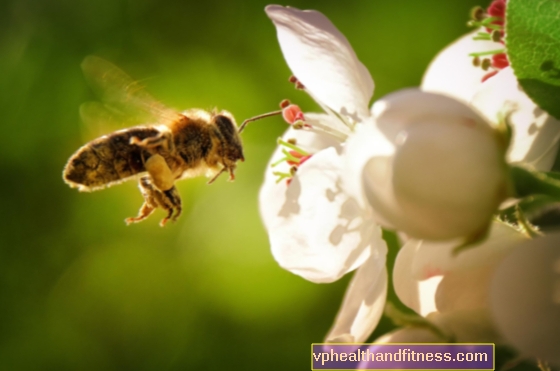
<box><xmin>213</xmin><ymin>111</ymin><xmax>245</xmax><ymax>162</ymax></box>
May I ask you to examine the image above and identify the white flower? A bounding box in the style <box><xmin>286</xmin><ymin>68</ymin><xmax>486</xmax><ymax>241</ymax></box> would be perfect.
<box><xmin>422</xmin><ymin>31</ymin><xmax>560</xmax><ymax>171</ymax></box>
<box><xmin>388</xmin><ymin>221</ymin><xmax>527</xmax><ymax>343</ymax></box>
<box><xmin>260</xmin><ymin>5</ymin><xmax>514</xmax><ymax>342</ymax></box>
<box><xmin>490</xmin><ymin>233</ymin><xmax>560</xmax><ymax>365</ymax></box>
<box><xmin>421</xmin><ymin>29</ymin><xmax>500</xmax><ymax>104</ymax></box>
<box><xmin>344</xmin><ymin>89</ymin><xmax>509</xmax><ymax>241</ymax></box>
<box><xmin>385</xmin><ymin>223</ymin><xmax>560</xmax><ymax>366</ymax></box>
<box><xmin>374</xmin><ymin>28</ymin><xmax>560</xmax><ymax>362</ymax></box>
<box><xmin>260</xmin><ymin>5</ymin><xmax>387</xmax><ymax>342</ymax></box>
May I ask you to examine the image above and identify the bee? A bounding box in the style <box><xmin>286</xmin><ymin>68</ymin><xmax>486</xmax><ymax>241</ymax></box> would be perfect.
<box><xmin>63</xmin><ymin>56</ymin><xmax>279</xmax><ymax>226</ymax></box>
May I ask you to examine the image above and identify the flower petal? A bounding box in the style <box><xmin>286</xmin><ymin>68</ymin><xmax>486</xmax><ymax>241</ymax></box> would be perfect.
<box><xmin>261</xmin><ymin>146</ymin><xmax>378</xmax><ymax>283</ymax></box>
<box><xmin>305</xmin><ymin>112</ymin><xmax>353</xmax><ymax>139</ymax></box>
<box><xmin>342</xmin><ymin>118</ymin><xmax>395</xmax><ymax>211</ymax></box>
<box><xmin>393</xmin><ymin>222</ymin><xmax>525</xmax><ymax>317</ymax></box>
<box><xmin>412</xmin><ymin>221</ymin><xmax>525</xmax><ymax>279</ymax></box>
<box><xmin>266</xmin><ymin>5</ymin><xmax>373</xmax><ymax>121</ymax></box>
<box><xmin>421</xmin><ymin>30</ymin><xmax>502</xmax><ymax>103</ymax></box>
<box><xmin>393</xmin><ymin>239</ymin><xmax>442</xmax><ymax>316</ymax></box>
<box><xmin>490</xmin><ymin>234</ymin><xmax>560</xmax><ymax>365</ymax></box>
<box><xmin>326</xmin><ymin>245</ymin><xmax>388</xmax><ymax>342</ymax></box>
<box><xmin>472</xmin><ymin>67</ymin><xmax>560</xmax><ymax>171</ymax></box>
<box><xmin>260</xmin><ymin>125</ymin><xmax>340</xmax><ymax>231</ymax></box>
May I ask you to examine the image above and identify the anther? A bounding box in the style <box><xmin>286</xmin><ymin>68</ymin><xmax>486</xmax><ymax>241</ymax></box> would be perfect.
<box><xmin>481</xmin><ymin>58</ymin><xmax>491</xmax><ymax>71</ymax></box>
<box><xmin>472</xmin><ymin>56</ymin><xmax>481</xmax><ymax>67</ymax></box>
<box><xmin>491</xmin><ymin>30</ymin><xmax>501</xmax><ymax>42</ymax></box>
<box><xmin>287</xmin><ymin>138</ymin><xmax>297</xmax><ymax>145</ymax></box>
<box><xmin>470</xmin><ymin>6</ymin><xmax>485</xmax><ymax>21</ymax></box>
<box><xmin>280</xmin><ymin>99</ymin><xmax>291</xmax><ymax>109</ymax></box>
<box><xmin>288</xmin><ymin>75</ymin><xmax>305</xmax><ymax>90</ymax></box>
<box><xmin>290</xmin><ymin>166</ymin><xmax>298</xmax><ymax>176</ymax></box>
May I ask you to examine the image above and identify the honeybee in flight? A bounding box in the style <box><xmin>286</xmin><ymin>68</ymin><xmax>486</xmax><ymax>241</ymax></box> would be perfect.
<box><xmin>63</xmin><ymin>56</ymin><xmax>278</xmax><ymax>226</ymax></box>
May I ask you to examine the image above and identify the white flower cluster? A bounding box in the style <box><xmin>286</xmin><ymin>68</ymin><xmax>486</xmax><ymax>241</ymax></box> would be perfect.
<box><xmin>259</xmin><ymin>5</ymin><xmax>560</xmax><ymax>366</ymax></box>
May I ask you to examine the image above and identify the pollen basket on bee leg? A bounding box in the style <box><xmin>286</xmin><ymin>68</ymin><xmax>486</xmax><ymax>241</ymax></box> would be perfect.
<box><xmin>145</xmin><ymin>154</ymin><xmax>174</xmax><ymax>191</ymax></box>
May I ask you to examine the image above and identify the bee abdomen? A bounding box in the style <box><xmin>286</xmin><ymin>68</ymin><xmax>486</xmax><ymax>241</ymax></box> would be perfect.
<box><xmin>63</xmin><ymin>127</ymin><xmax>159</xmax><ymax>191</ymax></box>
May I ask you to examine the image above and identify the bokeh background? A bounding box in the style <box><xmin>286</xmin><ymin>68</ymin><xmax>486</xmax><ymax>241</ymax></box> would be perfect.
<box><xmin>0</xmin><ymin>0</ymin><xmax>485</xmax><ymax>369</ymax></box>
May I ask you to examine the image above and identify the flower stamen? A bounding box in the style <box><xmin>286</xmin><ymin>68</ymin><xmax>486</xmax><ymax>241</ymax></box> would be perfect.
<box><xmin>467</xmin><ymin>0</ymin><xmax>509</xmax><ymax>82</ymax></box>
<box><xmin>271</xmin><ymin>138</ymin><xmax>314</xmax><ymax>184</ymax></box>
<box><xmin>288</xmin><ymin>75</ymin><xmax>305</xmax><ymax>90</ymax></box>
<box><xmin>277</xmin><ymin>138</ymin><xmax>309</xmax><ymax>155</ymax></box>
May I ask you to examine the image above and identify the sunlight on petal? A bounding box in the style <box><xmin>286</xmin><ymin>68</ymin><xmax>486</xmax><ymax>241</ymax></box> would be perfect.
<box><xmin>393</xmin><ymin>239</ymin><xmax>442</xmax><ymax>316</ymax></box>
<box><xmin>422</xmin><ymin>30</ymin><xmax>502</xmax><ymax>103</ymax></box>
<box><xmin>263</xmin><ymin>147</ymin><xmax>375</xmax><ymax>283</ymax></box>
<box><xmin>342</xmin><ymin>118</ymin><xmax>394</xmax><ymax>211</ymax></box>
<box><xmin>259</xmin><ymin>126</ymin><xmax>340</xmax><ymax>230</ymax></box>
<box><xmin>394</xmin><ymin>222</ymin><xmax>525</xmax><ymax>317</ymax></box>
<box><xmin>472</xmin><ymin>67</ymin><xmax>560</xmax><ymax>171</ymax></box>
<box><xmin>326</xmin><ymin>248</ymin><xmax>388</xmax><ymax>342</ymax></box>
<box><xmin>266</xmin><ymin>5</ymin><xmax>373</xmax><ymax>121</ymax></box>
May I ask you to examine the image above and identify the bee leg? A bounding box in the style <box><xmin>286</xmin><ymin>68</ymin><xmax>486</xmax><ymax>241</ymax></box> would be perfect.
<box><xmin>228</xmin><ymin>167</ymin><xmax>236</xmax><ymax>181</ymax></box>
<box><xmin>130</xmin><ymin>131</ymin><xmax>174</xmax><ymax>153</ymax></box>
<box><xmin>124</xmin><ymin>177</ymin><xmax>182</xmax><ymax>226</ymax></box>
<box><xmin>159</xmin><ymin>187</ymin><xmax>182</xmax><ymax>227</ymax></box>
<box><xmin>143</xmin><ymin>155</ymin><xmax>182</xmax><ymax>226</ymax></box>
<box><xmin>125</xmin><ymin>177</ymin><xmax>158</xmax><ymax>225</ymax></box>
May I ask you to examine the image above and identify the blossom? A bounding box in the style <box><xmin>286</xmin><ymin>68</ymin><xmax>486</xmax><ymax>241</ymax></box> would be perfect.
<box><xmin>422</xmin><ymin>31</ymin><xmax>560</xmax><ymax>171</ymax></box>
<box><xmin>259</xmin><ymin>5</ymin><xmax>512</xmax><ymax>342</ymax></box>
<box><xmin>260</xmin><ymin>5</ymin><xmax>387</xmax><ymax>342</ymax></box>
<box><xmin>380</xmin><ymin>223</ymin><xmax>560</xmax><ymax>366</ymax></box>
<box><xmin>386</xmin><ymin>221</ymin><xmax>526</xmax><ymax>343</ymax></box>
<box><xmin>375</xmin><ymin>24</ymin><xmax>560</xmax><ymax>362</ymax></box>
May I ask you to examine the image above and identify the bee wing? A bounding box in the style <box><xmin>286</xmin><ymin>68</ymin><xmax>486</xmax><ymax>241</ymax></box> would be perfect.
<box><xmin>79</xmin><ymin>101</ymin><xmax>147</xmax><ymax>141</ymax></box>
<box><xmin>81</xmin><ymin>56</ymin><xmax>182</xmax><ymax>126</ymax></box>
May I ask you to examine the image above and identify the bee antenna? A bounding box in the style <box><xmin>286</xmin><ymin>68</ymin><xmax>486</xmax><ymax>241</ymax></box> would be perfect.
<box><xmin>238</xmin><ymin>110</ymin><xmax>283</xmax><ymax>133</ymax></box>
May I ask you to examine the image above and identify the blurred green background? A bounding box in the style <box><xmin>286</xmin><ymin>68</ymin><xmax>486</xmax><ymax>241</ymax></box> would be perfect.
<box><xmin>0</xmin><ymin>0</ymin><xmax>481</xmax><ymax>369</ymax></box>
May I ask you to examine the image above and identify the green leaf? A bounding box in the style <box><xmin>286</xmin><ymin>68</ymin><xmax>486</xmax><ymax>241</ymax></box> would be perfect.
<box><xmin>506</xmin><ymin>0</ymin><xmax>560</xmax><ymax>120</ymax></box>
<box><xmin>511</xmin><ymin>165</ymin><xmax>560</xmax><ymax>198</ymax></box>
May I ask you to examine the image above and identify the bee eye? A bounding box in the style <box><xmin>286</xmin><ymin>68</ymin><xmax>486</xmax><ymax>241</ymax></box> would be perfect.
<box><xmin>214</xmin><ymin>114</ymin><xmax>244</xmax><ymax>160</ymax></box>
<box><xmin>214</xmin><ymin>115</ymin><xmax>236</xmax><ymax>137</ymax></box>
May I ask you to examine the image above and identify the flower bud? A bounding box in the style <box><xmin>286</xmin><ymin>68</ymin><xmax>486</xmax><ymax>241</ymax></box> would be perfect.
<box><xmin>363</xmin><ymin>90</ymin><xmax>509</xmax><ymax>240</ymax></box>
